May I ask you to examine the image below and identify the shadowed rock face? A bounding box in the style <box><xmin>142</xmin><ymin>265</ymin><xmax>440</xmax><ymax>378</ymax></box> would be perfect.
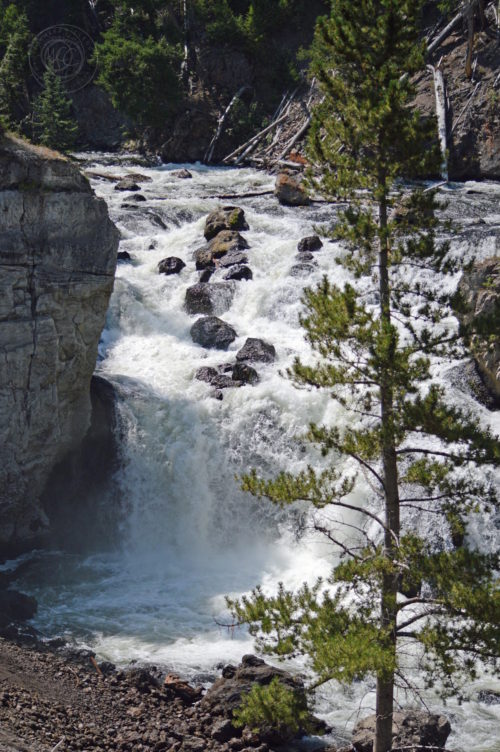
<box><xmin>0</xmin><ymin>136</ymin><xmax>119</xmax><ymax>558</ymax></box>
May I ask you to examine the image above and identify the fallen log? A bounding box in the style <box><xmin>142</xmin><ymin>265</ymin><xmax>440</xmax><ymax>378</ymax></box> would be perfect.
<box><xmin>205</xmin><ymin>86</ymin><xmax>251</xmax><ymax>164</ymax></box>
<box><xmin>272</xmin><ymin>116</ymin><xmax>312</xmax><ymax>165</ymax></box>
<box><xmin>206</xmin><ymin>190</ymin><xmax>274</xmax><ymax>199</ymax></box>
<box><xmin>427</xmin><ymin>65</ymin><xmax>449</xmax><ymax>180</ymax></box>
<box><xmin>427</xmin><ymin>0</ymin><xmax>479</xmax><ymax>56</ymax></box>
<box><xmin>222</xmin><ymin>111</ymin><xmax>290</xmax><ymax>163</ymax></box>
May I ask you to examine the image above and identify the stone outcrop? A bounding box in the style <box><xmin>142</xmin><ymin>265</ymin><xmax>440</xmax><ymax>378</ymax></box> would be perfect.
<box><xmin>204</xmin><ymin>207</ymin><xmax>249</xmax><ymax>241</ymax></box>
<box><xmin>351</xmin><ymin>710</ymin><xmax>451</xmax><ymax>752</ymax></box>
<box><xmin>236</xmin><ymin>338</ymin><xmax>276</xmax><ymax>363</ymax></box>
<box><xmin>185</xmin><ymin>282</ymin><xmax>235</xmax><ymax>316</ymax></box>
<box><xmin>456</xmin><ymin>257</ymin><xmax>500</xmax><ymax>401</ymax></box>
<box><xmin>275</xmin><ymin>172</ymin><xmax>311</xmax><ymax>207</ymax></box>
<box><xmin>190</xmin><ymin>316</ymin><xmax>237</xmax><ymax>350</ymax></box>
<box><xmin>0</xmin><ymin>136</ymin><xmax>119</xmax><ymax>558</ymax></box>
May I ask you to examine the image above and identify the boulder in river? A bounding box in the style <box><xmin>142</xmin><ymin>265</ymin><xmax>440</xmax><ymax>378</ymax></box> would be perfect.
<box><xmin>236</xmin><ymin>338</ymin><xmax>276</xmax><ymax>364</ymax></box>
<box><xmin>0</xmin><ymin>589</ymin><xmax>37</xmax><ymax>628</ymax></box>
<box><xmin>190</xmin><ymin>316</ymin><xmax>237</xmax><ymax>350</ymax></box>
<box><xmin>125</xmin><ymin>193</ymin><xmax>146</xmax><ymax>202</ymax></box>
<box><xmin>298</xmin><ymin>235</ymin><xmax>323</xmax><ymax>253</ymax></box>
<box><xmin>275</xmin><ymin>172</ymin><xmax>311</xmax><ymax>207</ymax></box>
<box><xmin>204</xmin><ymin>206</ymin><xmax>249</xmax><ymax>241</ymax></box>
<box><xmin>185</xmin><ymin>282</ymin><xmax>235</xmax><ymax>316</ymax></box>
<box><xmin>117</xmin><ymin>251</ymin><xmax>132</xmax><ymax>262</ymax></box>
<box><xmin>194</xmin><ymin>231</ymin><xmax>249</xmax><ymax>271</ymax></box>
<box><xmin>171</xmin><ymin>169</ymin><xmax>193</xmax><ymax>179</ymax></box>
<box><xmin>115</xmin><ymin>177</ymin><xmax>141</xmax><ymax>192</ymax></box>
<box><xmin>218</xmin><ymin>252</ymin><xmax>249</xmax><ymax>269</ymax></box>
<box><xmin>232</xmin><ymin>362</ymin><xmax>259</xmax><ymax>385</ymax></box>
<box><xmin>352</xmin><ymin>710</ymin><xmax>451</xmax><ymax>752</ymax></box>
<box><xmin>124</xmin><ymin>172</ymin><xmax>153</xmax><ymax>183</ymax></box>
<box><xmin>158</xmin><ymin>257</ymin><xmax>186</xmax><ymax>276</ymax></box>
<box><xmin>224</xmin><ymin>264</ymin><xmax>253</xmax><ymax>281</ymax></box>
<box><xmin>290</xmin><ymin>262</ymin><xmax>315</xmax><ymax>277</ymax></box>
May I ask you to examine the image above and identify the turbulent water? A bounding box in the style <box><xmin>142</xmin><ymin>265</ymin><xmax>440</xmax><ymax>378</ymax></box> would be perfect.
<box><xmin>9</xmin><ymin>157</ymin><xmax>500</xmax><ymax>751</ymax></box>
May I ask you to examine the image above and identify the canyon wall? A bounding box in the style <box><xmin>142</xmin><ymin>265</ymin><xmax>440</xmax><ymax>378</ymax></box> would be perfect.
<box><xmin>0</xmin><ymin>136</ymin><xmax>119</xmax><ymax>558</ymax></box>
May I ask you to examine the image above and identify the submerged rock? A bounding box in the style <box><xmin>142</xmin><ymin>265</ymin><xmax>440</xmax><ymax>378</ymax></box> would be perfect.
<box><xmin>115</xmin><ymin>177</ymin><xmax>141</xmax><ymax>191</ymax></box>
<box><xmin>117</xmin><ymin>251</ymin><xmax>132</xmax><ymax>262</ymax></box>
<box><xmin>204</xmin><ymin>206</ymin><xmax>249</xmax><ymax>240</ymax></box>
<box><xmin>158</xmin><ymin>256</ymin><xmax>186</xmax><ymax>275</ymax></box>
<box><xmin>290</xmin><ymin>262</ymin><xmax>315</xmax><ymax>277</ymax></box>
<box><xmin>352</xmin><ymin>711</ymin><xmax>451</xmax><ymax>752</ymax></box>
<box><xmin>236</xmin><ymin>338</ymin><xmax>276</xmax><ymax>364</ymax></box>
<box><xmin>190</xmin><ymin>316</ymin><xmax>237</xmax><ymax>350</ymax></box>
<box><xmin>185</xmin><ymin>282</ymin><xmax>235</xmax><ymax>316</ymax></box>
<box><xmin>218</xmin><ymin>252</ymin><xmax>248</xmax><ymax>269</ymax></box>
<box><xmin>224</xmin><ymin>264</ymin><xmax>253</xmax><ymax>281</ymax></box>
<box><xmin>275</xmin><ymin>172</ymin><xmax>310</xmax><ymax>207</ymax></box>
<box><xmin>171</xmin><ymin>168</ymin><xmax>193</xmax><ymax>179</ymax></box>
<box><xmin>298</xmin><ymin>235</ymin><xmax>323</xmax><ymax>253</ymax></box>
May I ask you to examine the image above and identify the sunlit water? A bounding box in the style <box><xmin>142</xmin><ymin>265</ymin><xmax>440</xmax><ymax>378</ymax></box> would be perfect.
<box><xmin>8</xmin><ymin>157</ymin><xmax>500</xmax><ymax>750</ymax></box>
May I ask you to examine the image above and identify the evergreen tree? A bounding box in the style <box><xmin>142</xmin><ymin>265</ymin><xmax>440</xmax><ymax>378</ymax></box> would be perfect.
<box><xmin>0</xmin><ymin>9</ymin><xmax>30</xmax><ymax>130</ymax></box>
<box><xmin>32</xmin><ymin>65</ymin><xmax>78</xmax><ymax>152</ymax></box>
<box><xmin>228</xmin><ymin>3</ymin><xmax>500</xmax><ymax>751</ymax></box>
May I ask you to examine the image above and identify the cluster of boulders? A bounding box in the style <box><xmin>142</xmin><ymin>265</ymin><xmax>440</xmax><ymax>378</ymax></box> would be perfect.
<box><xmin>195</xmin><ymin>337</ymin><xmax>276</xmax><ymax>399</ymax></box>
<box><xmin>290</xmin><ymin>234</ymin><xmax>323</xmax><ymax>277</ymax></box>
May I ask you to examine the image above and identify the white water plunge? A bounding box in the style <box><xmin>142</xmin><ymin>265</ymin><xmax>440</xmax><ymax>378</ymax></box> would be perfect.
<box><xmin>16</xmin><ymin>158</ymin><xmax>500</xmax><ymax>751</ymax></box>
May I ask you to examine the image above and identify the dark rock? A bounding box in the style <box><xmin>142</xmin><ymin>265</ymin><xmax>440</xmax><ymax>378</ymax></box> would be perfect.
<box><xmin>195</xmin><ymin>231</ymin><xmax>249</xmax><ymax>271</ymax></box>
<box><xmin>352</xmin><ymin>711</ymin><xmax>451</xmax><ymax>752</ymax></box>
<box><xmin>125</xmin><ymin>193</ymin><xmax>147</xmax><ymax>202</ymax></box>
<box><xmin>164</xmin><ymin>674</ymin><xmax>203</xmax><ymax>705</ymax></box>
<box><xmin>201</xmin><ymin>655</ymin><xmax>313</xmax><ymax>746</ymax></box>
<box><xmin>456</xmin><ymin>257</ymin><xmax>500</xmax><ymax>400</ymax></box>
<box><xmin>290</xmin><ymin>263</ymin><xmax>315</xmax><ymax>277</ymax></box>
<box><xmin>200</xmin><ymin>269</ymin><xmax>214</xmax><ymax>283</ymax></box>
<box><xmin>195</xmin><ymin>367</ymin><xmax>219</xmax><ymax>384</ymax></box>
<box><xmin>146</xmin><ymin>211</ymin><xmax>167</xmax><ymax>230</ymax></box>
<box><xmin>232</xmin><ymin>363</ymin><xmax>259</xmax><ymax>385</ymax></box>
<box><xmin>0</xmin><ymin>590</ymin><xmax>37</xmax><ymax>628</ymax></box>
<box><xmin>208</xmin><ymin>375</ymin><xmax>239</xmax><ymax>390</ymax></box>
<box><xmin>298</xmin><ymin>235</ymin><xmax>323</xmax><ymax>253</ymax></box>
<box><xmin>275</xmin><ymin>172</ymin><xmax>311</xmax><ymax>207</ymax></box>
<box><xmin>190</xmin><ymin>317</ymin><xmax>237</xmax><ymax>350</ymax></box>
<box><xmin>126</xmin><ymin>668</ymin><xmax>161</xmax><ymax>693</ymax></box>
<box><xmin>148</xmin><ymin>240</ymin><xmax>157</xmax><ymax>250</ymax></box>
<box><xmin>478</xmin><ymin>689</ymin><xmax>500</xmax><ymax>705</ymax></box>
<box><xmin>171</xmin><ymin>169</ymin><xmax>193</xmax><ymax>179</ymax></box>
<box><xmin>297</xmin><ymin>252</ymin><xmax>314</xmax><ymax>261</ymax></box>
<box><xmin>211</xmin><ymin>720</ymin><xmax>239</xmax><ymax>743</ymax></box>
<box><xmin>117</xmin><ymin>251</ymin><xmax>132</xmax><ymax>262</ymax></box>
<box><xmin>224</xmin><ymin>265</ymin><xmax>253</xmax><ymax>281</ymax></box>
<box><xmin>204</xmin><ymin>207</ymin><xmax>249</xmax><ymax>241</ymax></box>
<box><xmin>213</xmin><ymin>390</ymin><xmax>224</xmax><ymax>401</ymax></box>
<box><xmin>236</xmin><ymin>338</ymin><xmax>276</xmax><ymax>364</ymax></box>
<box><xmin>115</xmin><ymin>177</ymin><xmax>141</xmax><ymax>192</ymax></box>
<box><xmin>185</xmin><ymin>283</ymin><xmax>235</xmax><ymax>316</ymax></box>
<box><xmin>158</xmin><ymin>257</ymin><xmax>186</xmax><ymax>276</ymax></box>
<box><xmin>218</xmin><ymin>252</ymin><xmax>249</xmax><ymax>269</ymax></box>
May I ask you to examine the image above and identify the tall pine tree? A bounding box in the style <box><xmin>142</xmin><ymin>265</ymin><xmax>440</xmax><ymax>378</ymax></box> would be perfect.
<box><xmin>32</xmin><ymin>64</ymin><xmax>77</xmax><ymax>152</ymax></box>
<box><xmin>229</xmin><ymin>3</ymin><xmax>500</xmax><ymax>751</ymax></box>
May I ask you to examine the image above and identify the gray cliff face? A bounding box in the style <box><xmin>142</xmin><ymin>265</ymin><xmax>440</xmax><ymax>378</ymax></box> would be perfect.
<box><xmin>0</xmin><ymin>136</ymin><xmax>119</xmax><ymax>557</ymax></box>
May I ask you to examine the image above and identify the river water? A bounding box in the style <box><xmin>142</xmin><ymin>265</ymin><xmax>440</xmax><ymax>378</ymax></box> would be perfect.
<box><xmin>10</xmin><ymin>156</ymin><xmax>500</xmax><ymax>751</ymax></box>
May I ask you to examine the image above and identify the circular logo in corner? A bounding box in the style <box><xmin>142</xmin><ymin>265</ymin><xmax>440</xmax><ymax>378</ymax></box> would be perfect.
<box><xmin>28</xmin><ymin>25</ymin><xmax>97</xmax><ymax>93</ymax></box>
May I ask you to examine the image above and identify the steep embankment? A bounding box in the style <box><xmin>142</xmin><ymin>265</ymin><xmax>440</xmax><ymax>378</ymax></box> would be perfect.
<box><xmin>0</xmin><ymin>136</ymin><xmax>119</xmax><ymax>558</ymax></box>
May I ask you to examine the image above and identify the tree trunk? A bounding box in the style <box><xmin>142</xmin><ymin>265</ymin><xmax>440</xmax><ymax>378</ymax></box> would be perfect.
<box><xmin>465</xmin><ymin>2</ymin><xmax>475</xmax><ymax>79</ymax></box>
<box><xmin>374</xmin><ymin>189</ymin><xmax>400</xmax><ymax>752</ymax></box>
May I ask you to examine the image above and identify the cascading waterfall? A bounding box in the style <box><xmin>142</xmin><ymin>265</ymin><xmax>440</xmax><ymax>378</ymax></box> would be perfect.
<box><xmin>12</xmin><ymin>157</ymin><xmax>500</xmax><ymax>751</ymax></box>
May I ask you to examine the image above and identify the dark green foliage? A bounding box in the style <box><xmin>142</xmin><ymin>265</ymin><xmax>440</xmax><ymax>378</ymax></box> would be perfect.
<box><xmin>0</xmin><ymin>6</ymin><xmax>30</xmax><ymax>129</ymax></box>
<box><xmin>229</xmin><ymin>2</ymin><xmax>499</xmax><ymax>750</ymax></box>
<box><xmin>233</xmin><ymin>677</ymin><xmax>311</xmax><ymax>737</ymax></box>
<box><xmin>93</xmin><ymin>20</ymin><xmax>182</xmax><ymax>129</ymax></box>
<box><xmin>32</xmin><ymin>65</ymin><xmax>77</xmax><ymax>151</ymax></box>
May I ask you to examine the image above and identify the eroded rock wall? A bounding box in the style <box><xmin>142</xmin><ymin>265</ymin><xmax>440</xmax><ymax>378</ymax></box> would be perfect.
<box><xmin>0</xmin><ymin>136</ymin><xmax>119</xmax><ymax>557</ymax></box>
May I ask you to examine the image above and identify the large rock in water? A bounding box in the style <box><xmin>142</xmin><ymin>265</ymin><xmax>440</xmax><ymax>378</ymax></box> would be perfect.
<box><xmin>190</xmin><ymin>316</ymin><xmax>237</xmax><ymax>350</ymax></box>
<box><xmin>456</xmin><ymin>257</ymin><xmax>500</xmax><ymax>400</ymax></box>
<box><xmin>0</xmin><ymin>135</ymin><xmax>119</xmax><ymax>557</ymax></box>
<box><xmin>204</xmin><ymin>206</ymin><xmax>249</xmax><ymax>240</ymax></box>
<box><xmin>201</xmin><ymin>655</ymin><xmax>321</xmax><ymax>746</ymax></box>
<box><xmin>185</xmin><ymin>282</ymin><xmax>235</xmax><ymax>316</ymax></box>
<box><xmin>275</xmin><ymin>172</ymin><xmax>311</xmax><ymax>207</ymax></box>
<box><xmin>236</xmin><ymin>338</ymin><xmax>276</xmax><ymax>363</ymax></box>
<box><xmin>352</xmin><ymin>711</ymin><xmax>451</xmax><ymax>752</ymax></box>
<box><xmin>195</xmin><ymin>230</ymin><xmax>249</xmax><ymax>271</ymax></box>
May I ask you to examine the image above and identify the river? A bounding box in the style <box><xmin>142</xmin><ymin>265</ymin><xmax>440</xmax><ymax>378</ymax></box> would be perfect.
<box><xmin>10</xmin><ymin>156</ymin><xmax>500</xmax><ymax>751</ymax></box>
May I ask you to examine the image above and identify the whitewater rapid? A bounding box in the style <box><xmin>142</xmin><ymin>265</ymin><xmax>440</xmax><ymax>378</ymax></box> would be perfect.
<box><xmin>12</xmin><ymin>157</ymin><xmax>500</xmax><ymax>751</ymax></box>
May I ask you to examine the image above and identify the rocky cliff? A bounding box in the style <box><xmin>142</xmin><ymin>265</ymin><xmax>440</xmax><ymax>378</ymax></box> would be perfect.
<box><xmin>0</xmin><ymin>135</ymin><xmax>119</xmax><ymax>558</ymax></box>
